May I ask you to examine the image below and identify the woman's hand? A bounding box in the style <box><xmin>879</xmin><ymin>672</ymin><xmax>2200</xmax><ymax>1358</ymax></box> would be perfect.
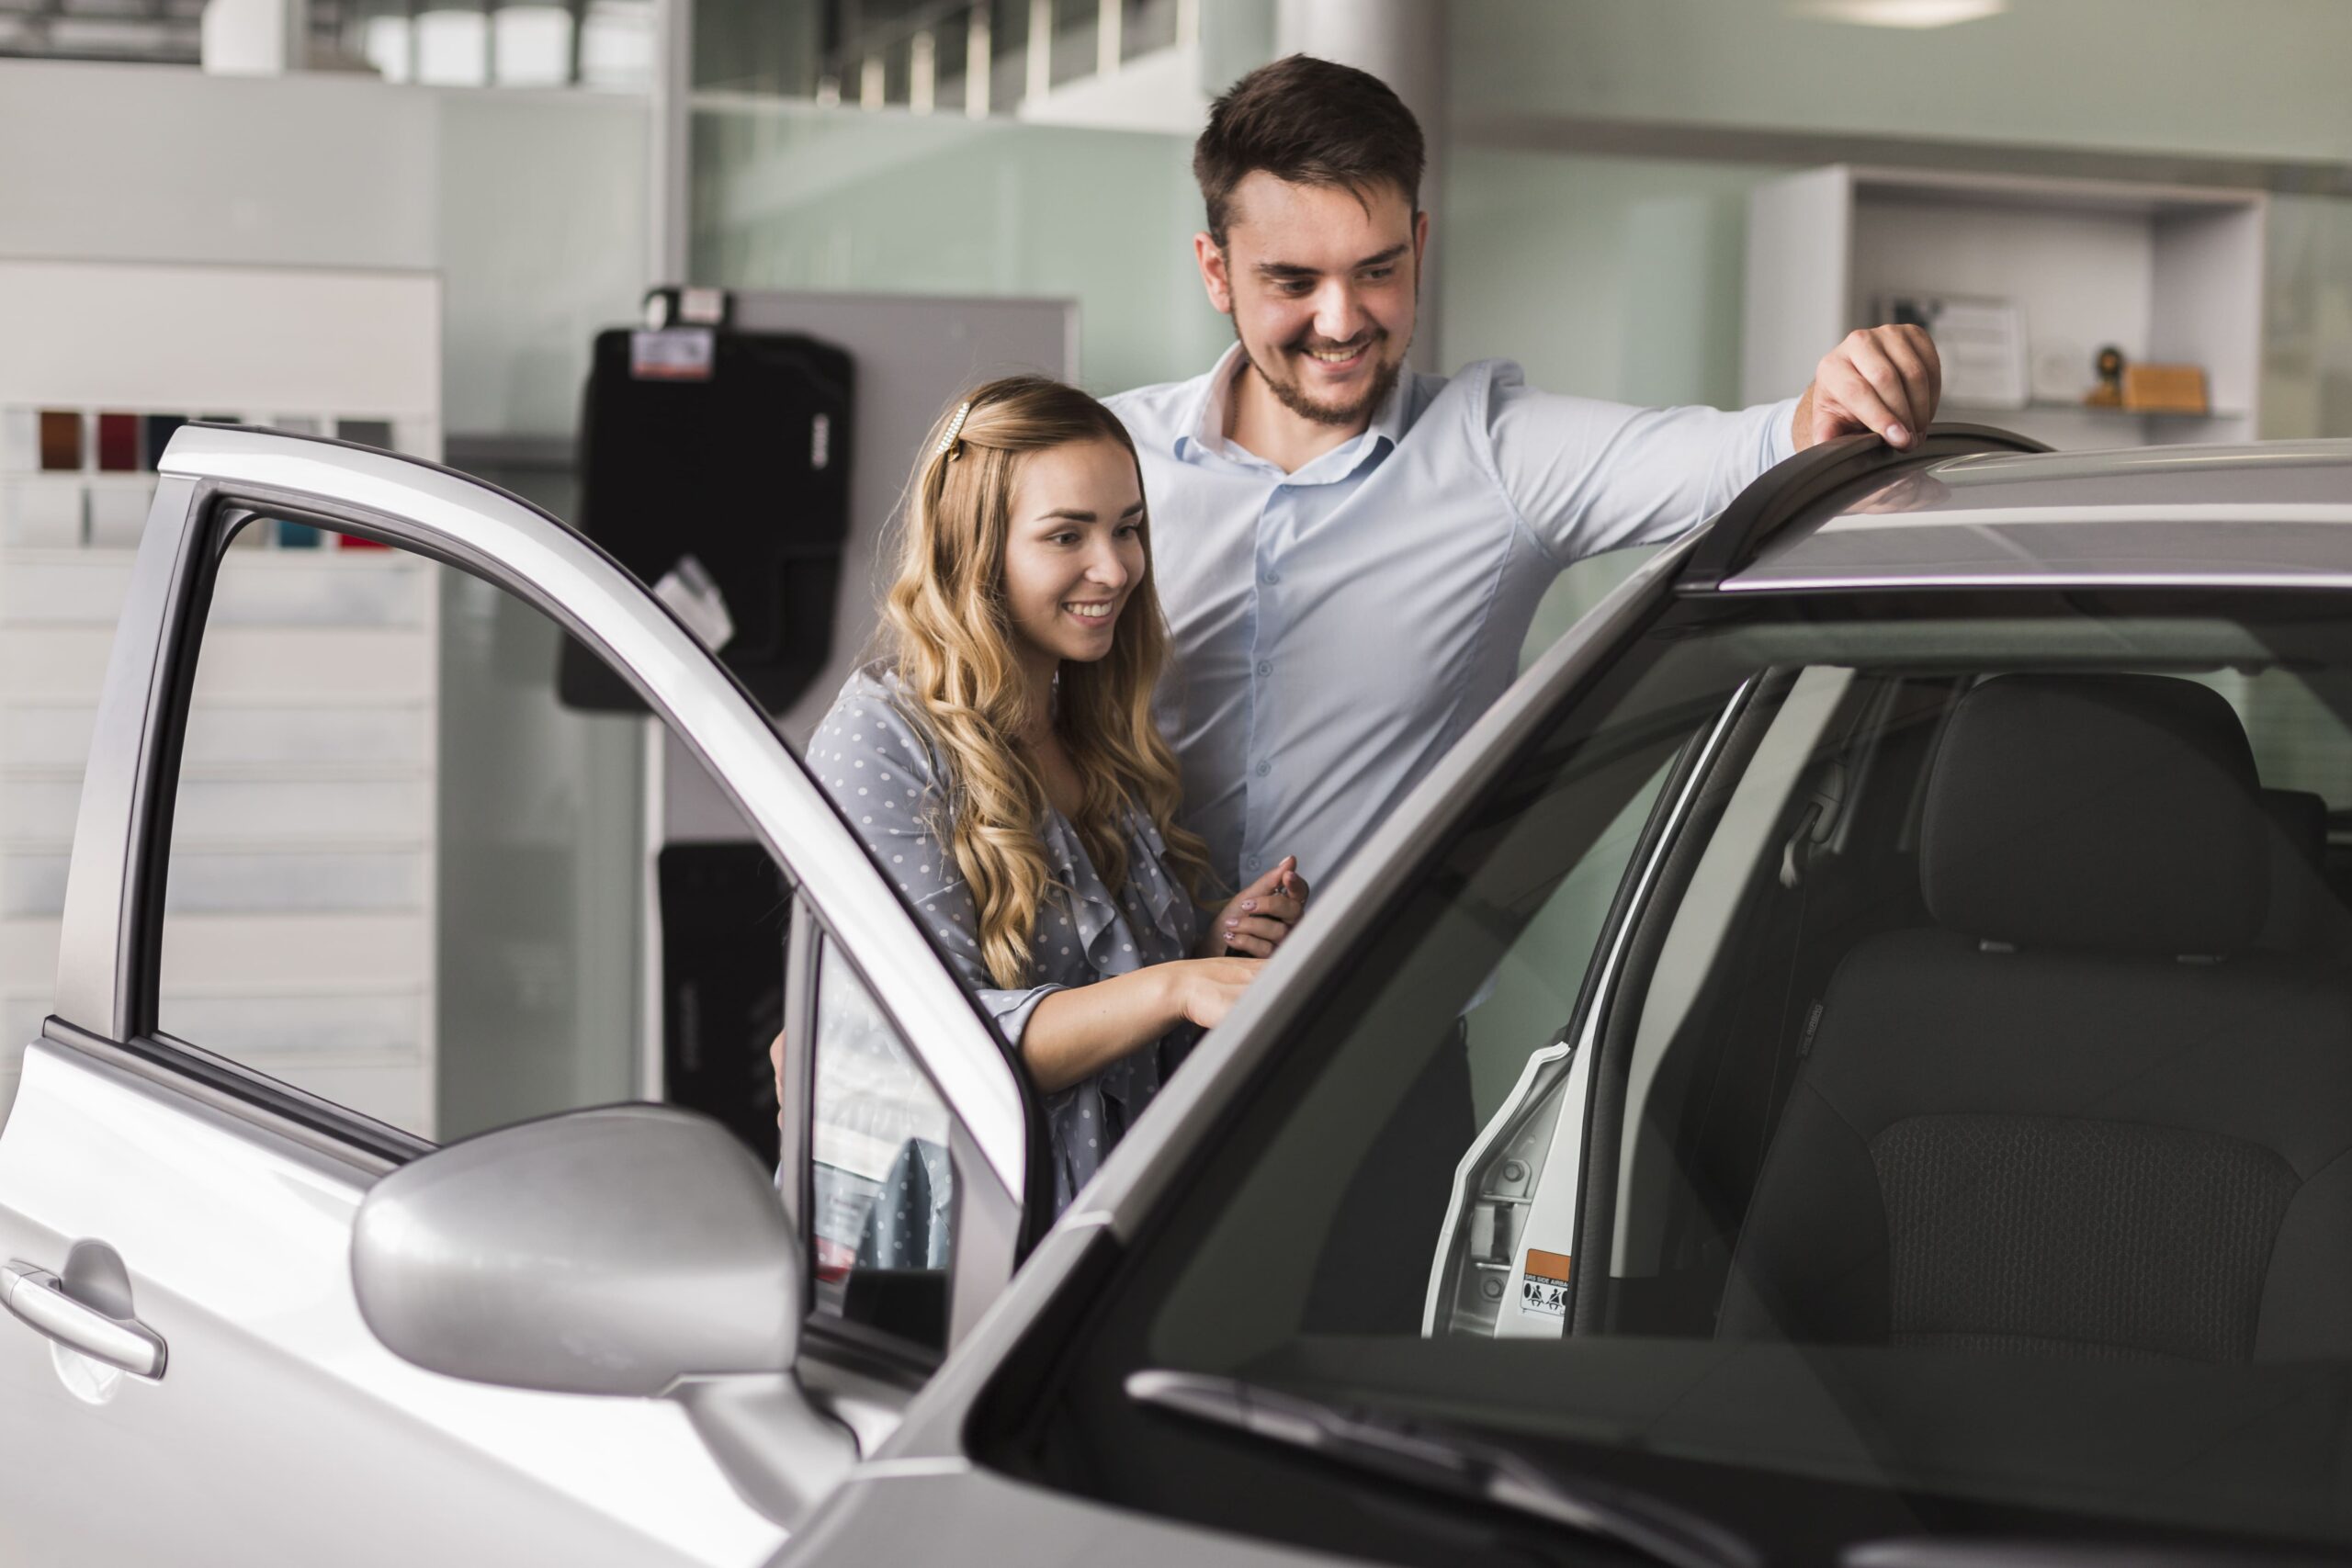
<box><xmin>1197</xmin><ymin>854</ymin><xmax>1311</xmax><ymax>959</ymax></box>
<box><xmin>1170</xmin><ymin>955</ymin><xmax>1264</xmax><ymax>1031</ymax></box>
<box><xmin>1024</xmin><ymin>956</ymin><xmax>1265</xmax><ymax>1091</ymax></box>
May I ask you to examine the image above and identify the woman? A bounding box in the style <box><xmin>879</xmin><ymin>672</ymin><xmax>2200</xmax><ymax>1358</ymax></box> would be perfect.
<box><xmin>810</xmin><ymin>375</ymin><xmax>1308</xmax><ymax>1213</ymax></box>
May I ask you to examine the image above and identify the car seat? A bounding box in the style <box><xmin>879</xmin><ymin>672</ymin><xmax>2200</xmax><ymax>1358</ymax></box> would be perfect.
<box><xmin>2257</xmin><ymin>787</ymin><xmax>2352</xmax><ymax>963</ymax></box>
<box><xmin>1718</xmin><ymin>674</ymin><xmax>2352</xmax><ymax>1363</ymax></box>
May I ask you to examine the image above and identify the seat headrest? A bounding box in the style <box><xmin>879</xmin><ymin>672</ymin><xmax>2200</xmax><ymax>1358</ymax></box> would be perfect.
<box><xmin>2261</xmin><ymin>788</ymin><xmax>2328</xmax><ymax>870</ymax></box>
<box><xmin>1922</xmin><ymin>674</ymin><xmax>2267</xmax><ymax>954</ymax></box>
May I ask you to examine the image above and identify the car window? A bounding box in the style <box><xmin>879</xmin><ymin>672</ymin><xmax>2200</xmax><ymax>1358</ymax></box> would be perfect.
<box><xmin>148</xmin><ymin>518</ymin><xmax>782</xmax><ymax>1153</ymax></box>
<box><xmin>1021</xmin><ymin>592</ymin><xmax>2352</xmax><ymax>1562</ymax></box>
<box><xmin>2193</xmin><ymin>665</ymin><xmax>2352</xmax><ymax>807</ymax></box>
<box><xmin>806</xmin><ymin>932</ymin><xmax>956</xmax><ymax>1356</ymax></box>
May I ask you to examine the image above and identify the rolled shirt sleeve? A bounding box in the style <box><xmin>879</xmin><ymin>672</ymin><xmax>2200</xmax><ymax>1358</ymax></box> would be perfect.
<box><xmin>808</xmin><ymin>674</ymin><xmax>1065</xmax><ymax>1051</ymax></box>
<box><xmin>1483</xmin><ymin>363</ymin><xmax>1800</xmax><ymax>565</ymax></box>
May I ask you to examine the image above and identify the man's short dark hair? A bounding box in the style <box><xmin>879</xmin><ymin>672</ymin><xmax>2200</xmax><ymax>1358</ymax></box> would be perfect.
<box><xmin>1193</xmin><ymin>54</ymin><xmax>1425</xmax><ymax>246</ymax></box>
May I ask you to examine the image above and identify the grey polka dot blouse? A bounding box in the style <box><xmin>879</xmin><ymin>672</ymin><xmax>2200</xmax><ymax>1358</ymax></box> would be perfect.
<box><xmin>810</xmin><ymin>664</ymin><xmax>1204</xmax><ymax>1215</ymax></box>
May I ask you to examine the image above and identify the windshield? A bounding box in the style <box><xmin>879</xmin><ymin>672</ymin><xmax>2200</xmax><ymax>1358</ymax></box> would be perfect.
<box><xmin>1000</xmin><ymin>589</ymin><xmax>2352</xmax><ymax>1563</ymax></box>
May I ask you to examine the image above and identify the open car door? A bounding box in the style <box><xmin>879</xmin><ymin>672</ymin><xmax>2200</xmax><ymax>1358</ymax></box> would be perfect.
<box><xmin>0</xmin><ymin>427</ymin><xmax>1035</xmax><ymax>1565</ymax></box>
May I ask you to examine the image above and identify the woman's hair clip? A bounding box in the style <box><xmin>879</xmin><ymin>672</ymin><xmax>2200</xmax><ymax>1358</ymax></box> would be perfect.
<box><xmin>936</xmin><ymin>400</ymin><xmax>974</xmax><ymax>461</ymax></box>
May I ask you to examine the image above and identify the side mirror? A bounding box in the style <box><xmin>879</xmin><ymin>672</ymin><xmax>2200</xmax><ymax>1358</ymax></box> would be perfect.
<box><xmin>351</xmin><ymin>1103</ymin><xmax>854</xmax><ymax>1525</ymax></box>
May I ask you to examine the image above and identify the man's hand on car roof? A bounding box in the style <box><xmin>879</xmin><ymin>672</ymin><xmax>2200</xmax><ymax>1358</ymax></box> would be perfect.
<box><xmin>1792</xmin><ymin>324</ymin><xmax>1943</xmax><ymax>451</ymax></box>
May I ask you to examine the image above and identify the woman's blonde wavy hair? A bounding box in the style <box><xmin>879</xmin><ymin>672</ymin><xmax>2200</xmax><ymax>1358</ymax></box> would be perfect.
<box><xmin>879</xmin><ymin>375</ymin><xmax>1216</xmax><ymax>988</ymax></box>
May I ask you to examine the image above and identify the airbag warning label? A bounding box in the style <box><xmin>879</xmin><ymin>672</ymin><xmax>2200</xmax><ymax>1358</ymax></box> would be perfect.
<box><xmin>1520</xmin><ymin>1248</ymin><xmax>1572</xmax><ymax>1317</ymax></box>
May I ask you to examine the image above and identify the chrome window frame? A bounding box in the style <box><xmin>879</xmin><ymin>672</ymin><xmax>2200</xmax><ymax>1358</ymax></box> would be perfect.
<box><xmin>49</xmin><ymin>425</ymin><xmax>1033</xmax><ymax>1331</ymax></box>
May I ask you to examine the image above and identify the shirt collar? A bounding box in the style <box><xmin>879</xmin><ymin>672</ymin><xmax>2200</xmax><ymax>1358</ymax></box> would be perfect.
<box><xmin>1174</xmin><ymin>342</ymin><xmax>1409</xmax><ymax>479</ymax></box>
<box><xmin>1172</xmin><ymin>343</ymin><xmax>1250</xmax><ymax>462</ymax></box>
<box><xmin>1361</xmin><ymin>367</ymin><xmax>1410</xmax><ymax>453</ymax></box>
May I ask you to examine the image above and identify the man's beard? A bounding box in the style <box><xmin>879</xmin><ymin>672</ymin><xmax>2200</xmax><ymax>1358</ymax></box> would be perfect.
<box><xmin>1238</xmin><ymin>322</ymin><xmax>1406</xmax><ymax>428</ymax></box>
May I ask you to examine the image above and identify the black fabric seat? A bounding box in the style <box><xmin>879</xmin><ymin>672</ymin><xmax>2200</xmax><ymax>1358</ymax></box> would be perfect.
<box><xmin>2257</xmin><ymin>787</ymin><xmax>2352</xmax><ymax>961</ymax></box>
<box><xmin>1720</xmin><ymin>674</ymin><xmax>2352</xmax><ymax>1364</ymax></box>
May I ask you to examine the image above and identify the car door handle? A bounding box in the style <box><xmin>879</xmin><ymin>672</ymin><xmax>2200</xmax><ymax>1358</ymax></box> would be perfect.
<box><xmin>3</xmin><ymin>1260</ymin><xmax>167</xmax><ymax>1378</ymax></box>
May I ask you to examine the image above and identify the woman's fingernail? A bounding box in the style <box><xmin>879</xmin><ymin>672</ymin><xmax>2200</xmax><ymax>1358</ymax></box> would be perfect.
<box><xmin>1242</xmin><ymin>899</ymin><xmax>1256</xmax><ymax>910</ymax></box>
<box><xmin>1885</xmin><ymin>422</ymin><xmax>1910</xmax><ymax>445</ymax></box>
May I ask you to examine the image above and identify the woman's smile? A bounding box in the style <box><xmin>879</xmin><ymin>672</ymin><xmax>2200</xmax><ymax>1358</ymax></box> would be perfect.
<box><xmin>1000</xmin><ymin>434</ymin><xmax>1149</xmax><ymax>671</ymax></box>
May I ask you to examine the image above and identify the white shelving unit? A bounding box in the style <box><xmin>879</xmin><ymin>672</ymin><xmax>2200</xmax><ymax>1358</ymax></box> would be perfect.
<box><xmin>1745</xmin><ymin>165</ymin><xmax>2267</xmax><ymax>451</ymax></box>
<box><xmin>0</xmin><ymin>258</ymin><xmax>443</xmax><ymax>1135</ymax></box>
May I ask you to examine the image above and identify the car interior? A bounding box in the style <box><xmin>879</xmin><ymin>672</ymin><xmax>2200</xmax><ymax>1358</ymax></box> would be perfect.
<box><xmin>1598</xmin><ymin>664</ymin><xmax>2352</xmax><ymax>1366</ymax></box>
<box><xmin>1041</xmin><ymin>611</ymin><xmax>2352</xmax><ymax>1559</ymax></box>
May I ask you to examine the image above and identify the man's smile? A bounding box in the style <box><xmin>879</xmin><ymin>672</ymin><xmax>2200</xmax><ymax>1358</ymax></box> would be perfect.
<box><xmin>1296</xmin><ymin>335</ymin><xmax>1375</xmax><ymax>372</ymax></box>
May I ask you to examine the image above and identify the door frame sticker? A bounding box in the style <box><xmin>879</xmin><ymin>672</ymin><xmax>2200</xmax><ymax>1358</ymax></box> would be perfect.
<box><xmin>1518</xmin><ymin>1248</ymin><xmax>1572</xmax><ymax>1317</ymax></box>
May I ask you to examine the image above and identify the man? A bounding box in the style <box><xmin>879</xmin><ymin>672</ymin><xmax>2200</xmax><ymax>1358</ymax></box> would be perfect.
<box><xmin>1105</xmin><ymin>54</ymin><xmax>1941</xmax><ymax>1332</ymax></box>
<box><xmin>1109</xmin><ymin>54</ymin><xmax>1940</xmax><ymax>899</ymax></box>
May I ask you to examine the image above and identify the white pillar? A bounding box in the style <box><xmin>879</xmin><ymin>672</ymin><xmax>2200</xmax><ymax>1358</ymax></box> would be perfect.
<box><xmin>910</xmin><ymin>29</ymin><xmax>936</xmax><ymax>113</ymax></box>
<box><xmin>648</xmin><ymin>0</ymin><xmax>693</xmax><ymax>283</ymax></box>
<box><xmin>199</xmin><ymin>0</ymin><xmax>305</xmax><ymax>73</ymax></box>
<box><xmin>1026</xmin><ymin>0</ymin><xmax>1053</xmax><ymax>102</ymax></box>
<box><xmin>967</xmin><ymin>5</ymin><xmax>993</xmax><ymax>117</ymax></box>
<box><xmin>1273</xmin><ymin>0</ymin><xmax>1447</xmax><ymax>370</ymax></box>
<box><xmin>1097</xmin><ymin>0</ymin><xmax>1121</xmax><ymax>76</ymax></box>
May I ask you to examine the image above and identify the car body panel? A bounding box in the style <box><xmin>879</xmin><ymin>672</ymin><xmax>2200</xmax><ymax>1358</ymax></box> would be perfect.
<box><xmin>1726</xmin><ymin>439</ymin><xmax>2352</xmax><ymax>592</ymax></box>
<box><xmin>781</xmin><ymin>1462</ymin><xmax>1359</xmax><ymax>1568</ymax></box>
<box><xmin>0</xmin><ymin>1037</ymin><xmax>777</xmax><ymax>1567</ymax></box>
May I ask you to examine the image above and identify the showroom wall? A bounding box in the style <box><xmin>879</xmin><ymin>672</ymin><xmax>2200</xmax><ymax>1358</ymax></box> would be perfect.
<box><xmin>436</xmin><ymin>89</ymin><xmax>653</xmax><ymax>437</ymax></box>
<box><xmin>0</xmin><ymin>61</ymin><xmax>647</xmax><ymax>442</ymax></box>
<box><xmin>0</xmin><ymin>62</ymin><xmax>437</xmax><ymax>269</ymax></box>
<box><xmin>0</xmin><ymin>59</ymin><xmax>650</xmax><ymax>1134</ymax></box>
<box><xmin>692</xmin><ymin>101</ymin><xmax>1227</xmax><ymax>397</ymax></box>
<box><xmin>1433</xmin><ymin>0</ymin><xmax>2352</xmax><ymax>436</ymax></box>
<box><xmin>1453</xmin><ymin>0</ymin><xmax>2352</xmax><ymax>164</ymax></box>
<box><xmin>679</xmin><ymin>0</ymin><xmax>2352</xmax><ymax>439</ymax></box>
<box><xmin>1442</xmin><ymin>150</ymin><xmax>1793</xmax><ymax>411</ymax></box>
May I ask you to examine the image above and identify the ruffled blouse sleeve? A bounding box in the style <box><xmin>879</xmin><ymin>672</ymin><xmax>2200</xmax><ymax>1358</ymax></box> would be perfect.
<box><xmin>807</xmin><ymin>675</ymin><xmax>1066</xmax><ymax>1045</ymax></box>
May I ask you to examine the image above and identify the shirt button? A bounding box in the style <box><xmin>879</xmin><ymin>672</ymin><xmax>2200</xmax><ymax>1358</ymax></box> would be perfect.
<box><xmin>1261</xmin><ymin>570</ymin><xmax>1281</xmax><ymax>586</ymax></box>
<box><xmin>1255</xmin><ymin>660</ymin><xmax>1272</xmax><ymax>677</ymax></box>
<box><xmin>1255</xmin><ymin>761</ymin><xmax>1272</xmax><ymax>778</ymax></box>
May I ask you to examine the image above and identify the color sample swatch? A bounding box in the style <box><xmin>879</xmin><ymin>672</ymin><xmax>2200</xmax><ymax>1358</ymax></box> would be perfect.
<box><xmin>142</xmin><ymin>415</ymin><xmax>188</xmax><ymax>469</ymax></box>
<box><xmin>96</xmin><ymin>412</ymin><xmax>141</xmax><ymax>472</ymax></box>
<box><xmin>0</xmin><ymin>409</ymin><xmax>37</xmax><ymax>471</ymax></box>
<box><xmin>39</xmin><ymin>411</ymin><xmax>82</xmax><ymax>471</ymax></box>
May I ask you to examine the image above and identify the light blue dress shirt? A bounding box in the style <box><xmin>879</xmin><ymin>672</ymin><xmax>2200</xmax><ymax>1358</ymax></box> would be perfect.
<box><xmin>1106</xmin><ymin>345</ymin><xmax>1797</xmax><ymax>891</ymax></box>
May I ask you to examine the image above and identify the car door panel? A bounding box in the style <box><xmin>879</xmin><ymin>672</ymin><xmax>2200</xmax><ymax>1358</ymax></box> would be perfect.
<box><xmin>0</xmin><ymin>1036</ymin><xmax>776</xmax><ymax>1566</ymax></box>
<box><xmin>0</xmin><ymin>429</ymin><xmax>1033</xmax><ymax>1562</ymax></box>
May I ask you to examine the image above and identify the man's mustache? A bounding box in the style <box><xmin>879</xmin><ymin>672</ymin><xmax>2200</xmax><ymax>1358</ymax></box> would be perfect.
<box><xmin>1285</xmin><ymin>330</ymin><xmax>1384</xmax><ymax>356</ymax></box>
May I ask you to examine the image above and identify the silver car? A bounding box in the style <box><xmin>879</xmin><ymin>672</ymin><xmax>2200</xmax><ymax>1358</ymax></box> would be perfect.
<box><xmin>8</xmin><ymin>423</ymin><xmax>2352</xmax><ymax>1566</ymax></box>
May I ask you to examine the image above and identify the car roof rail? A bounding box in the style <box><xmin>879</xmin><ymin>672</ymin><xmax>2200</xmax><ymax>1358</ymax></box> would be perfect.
<box><xmin>1676</xmin><ymin>422</ymin><xmax>2051</xmax><ymax>593</ymax></box>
